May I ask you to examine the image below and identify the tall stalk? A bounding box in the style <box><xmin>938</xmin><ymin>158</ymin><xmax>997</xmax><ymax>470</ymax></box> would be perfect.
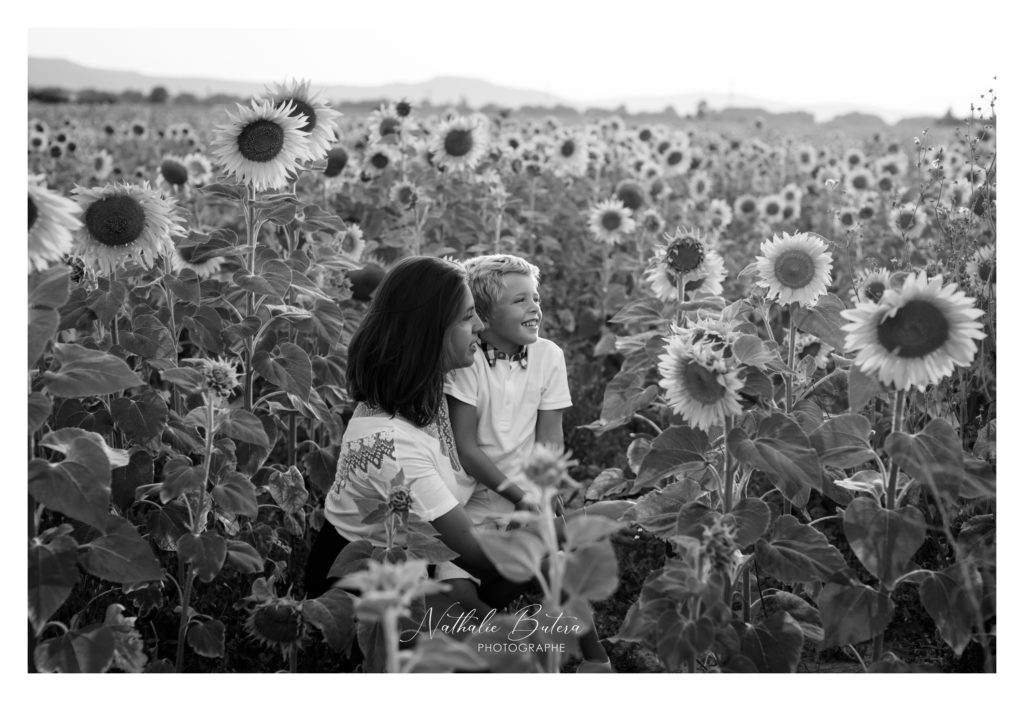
<box><xmin>872</xmin><ymin>388</ymin><xmax>905</xmax><ymax>663</ymax></box>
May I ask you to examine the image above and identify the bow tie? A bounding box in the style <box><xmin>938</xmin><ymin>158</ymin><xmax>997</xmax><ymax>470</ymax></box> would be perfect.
<box><xmin>480</xmin><ymin>341</ymin><xmax>529</xmax><ymax>368</ymax></box>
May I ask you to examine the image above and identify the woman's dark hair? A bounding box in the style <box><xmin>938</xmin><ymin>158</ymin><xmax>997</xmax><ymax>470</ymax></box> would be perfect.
<box><xmin>346</xmin><ymin>256</ymin><xmax>467</xmax><ymax>426</ymax></box>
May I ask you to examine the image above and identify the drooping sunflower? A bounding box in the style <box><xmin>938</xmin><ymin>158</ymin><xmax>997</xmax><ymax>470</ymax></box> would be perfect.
<box><xmin>754</xmin><ymin>230</ymin><xmax>833</xmax><ymax>307</ymax></box>
<box><xmin>658</xmin><ymin>335</ymin><xmax>744</xmax><ymax>431</ymax></box>
<box><xmin>28</xmin><ymin>176</ymin><xmax>81</xmax><ymax>273</ymax></box>
<box><xmin>323</xmin><ymin>146</ymin><xmax>349</xmax><ymax>178</ymax></box>
<box><xmin>645</xmin><ymin>228</ymin><xmax>725</xmax><ymax>301</ymax></box>
<box><xmin>841</xmin><ymin>272</ymin><xmax>985</xmax><ymax>391</ymax></box>
<box><xmin>264</xmin><ymin>78</ymin><xmax>342</xmax><ymax>162</ymax></box>
<box><xmin>71</xmin><ymin>181</ymin><xmax>185</xmax><ymax>275</ymax></box>
<box><xmin>888</xmin><ymin>203</ymin><xmax>927</xmax><ymax>239</ymax></box>
<box><xmin>615</xmin><ymin>179</ymin><xmax>646</xmax><ymax>211</ymax></box>
<box><xmin>169</xmin><ymin>235</ymin><xmax>225</xmax><ymax>280</ymax></box>
<box><xmin>965</xmin><ymin>245</ymin><xmax>995</xmax><ymax>296</ymax></box>
<box><xmin>428</xmin><ymin>114</ymin><xmax>489</xmax><ymax>173</ymax></box>
<box><xmin>587</xmin><ymin>197</ymin><xmax>635</xmax><ymax>245</ymax></box>
<box><xmin>211</xmin><ymin>98</ymin><xmax>310</xmax><ymax>191</ymax></box>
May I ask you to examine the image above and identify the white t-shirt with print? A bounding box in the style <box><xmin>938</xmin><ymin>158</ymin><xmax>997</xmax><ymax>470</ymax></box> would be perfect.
<box><xmin>443</xmin><ymin>337</ymin><xmax>572</xmax><ymax>523</ymax></box>
<box><xmin>324</xmin><ymin>414</ymin><xmax>477</xmax><ymax>546</ymax></box>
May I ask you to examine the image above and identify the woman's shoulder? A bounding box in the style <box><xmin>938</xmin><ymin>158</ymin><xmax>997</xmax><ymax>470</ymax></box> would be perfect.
<box><xmin>344</xmin><ymin>414</ymin><xmax>436</xmax><ymax>449</ymax></box>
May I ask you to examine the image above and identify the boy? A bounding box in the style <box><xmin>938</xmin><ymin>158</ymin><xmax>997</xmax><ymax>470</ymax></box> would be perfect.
<box><xmin>442</xmin><ymin>254</ymin><xmax>612</xmax><ymax>671</ymax></box>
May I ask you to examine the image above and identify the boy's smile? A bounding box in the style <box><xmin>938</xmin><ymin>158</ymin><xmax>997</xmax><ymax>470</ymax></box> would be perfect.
<box><xmin>480</xmin><ymin>273</ymin><xmax>542</xmax><ymax>354</ymax></box>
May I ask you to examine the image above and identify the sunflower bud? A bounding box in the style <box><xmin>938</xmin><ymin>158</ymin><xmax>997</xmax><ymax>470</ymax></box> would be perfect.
<box><xmin>197</xmin><ymin>358</ymin><xmax>240</xmax><ymax>399</ymax></box>
<box><xmin>387</xmin><ymin>485</ymin><xmax>413</xmax><ymax>515</ymax></box>
<box><xmin>523</xmin><ymin>443</ymin><xmax>579</xmax><ymax>490</ymax></box>
<box><xmin>700</xmin><ymin>516</ymin><xmax>738</xmax><ymax>572</ymax></box>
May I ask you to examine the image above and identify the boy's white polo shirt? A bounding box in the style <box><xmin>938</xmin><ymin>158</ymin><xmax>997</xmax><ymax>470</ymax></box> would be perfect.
<box><xmin>444</xmin><ymin>336</ymin><xmax>572</xmax><ymax>490</ymax></box>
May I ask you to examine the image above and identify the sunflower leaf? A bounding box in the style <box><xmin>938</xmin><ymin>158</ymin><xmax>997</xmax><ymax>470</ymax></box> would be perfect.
<box><xmin>791</xmin><ymin>293</ymin><xmax>847</xmax><ymax>350</ymax></box>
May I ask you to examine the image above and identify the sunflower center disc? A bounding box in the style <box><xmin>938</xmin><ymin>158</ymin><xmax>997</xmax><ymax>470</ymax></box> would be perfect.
<box><xmin>773</xmin><ymin>249</ymin><xmax>816</xmax><ymax>289</ymax></box>
<box><xmin>370</xmin><ymin>152</ymin><xmax>390</xmax><ymax>169</ymax></box>
<box><xmin>681</xmin><ymin>361</ymin><xmax>726</xmax><ymax>405</ymax></box>
<box><xmin>444</xmin><ymin>128</ymin><xmax>474</xmax><ymax>157</ymax></box>
<box><xmin>161</xmin><ymin>159</ymin><xmax>189</xmax><ymax>186</ymax></box>
<box><xmin>600</xmin><ymin>210</ymin><xmax>622</xmax><ymax>231</ymax></box>
<box><xmin>560</xmin><ymin>140</ymin><xmax>576</xmax><ymax>158</ymax></box>
<box><xmin>852</xmin><ymin>175</ymin><xmax>867</xmax><ymax>189</ymax></box>
<box><xmin>237</xmin><ymin>119</ymin><xmax>286</xmax><ymax>163</ymax></box>
<box><xmin>741</xmin><ymin>199</ymin><xmax>756</xmax><ymax>213</ymax></box>
<box><xmin>865</xmin><ymin>281</ymin><xmax>887</xmax><ymax>303</ymax></box>
<box><xmin>667</xmin><ymin>151</ymin><xmax>683</xmax><ymax>166</ymax></box>
<box><xmin>85</xmin><ymin>194</ymin><xmax>146</xmax><ymax>247</ymax></box>
<box><xmin>28</xmin><ymin>196</ymin><xmax>38</xmax><ymax>231</ymax></box>
<box><xmin>978</xmin><ymin>261</ymin><xmax>994</xmax><ymax>283</ymax></box>
<box><xmin>667</xmin><ymin>239</ymin><xmax>704</xmax><ymax>275</ymax></box>
<box><xmin>877</xmin><ymin>299</ymin><xmax>950</xmax><ymax>358</ymax></box>
<box><xmin>897</xmin><ymin>211</ymin><xmax>916</xmax><ymax>230</ymax></box>
<box><xmin>766</xmin><ymin>201</ymin><xmax>780</xmax><ymax>215</ymax></box>
<box><xmin>281</xmin><ymin>99</ymin><xmax>317</xmax><ymax>134</ymax></box>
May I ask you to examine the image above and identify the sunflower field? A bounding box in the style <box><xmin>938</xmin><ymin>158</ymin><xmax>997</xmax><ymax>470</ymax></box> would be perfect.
<box><xmin>27</xmin><ymin>80</ymin><xmax>996</xmax><ymax>673</ymax></box>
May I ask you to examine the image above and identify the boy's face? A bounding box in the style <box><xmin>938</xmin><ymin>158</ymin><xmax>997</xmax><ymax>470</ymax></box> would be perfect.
<box><xmin>480</xmin><ymin>273</ymin><xmax>542</xmax><ymax>351</ymax></box>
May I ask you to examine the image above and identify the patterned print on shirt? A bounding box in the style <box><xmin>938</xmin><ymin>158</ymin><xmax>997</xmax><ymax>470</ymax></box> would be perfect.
<box><xmin>331</xmin><ymin>429</ymin><xmax>396</xmax><ymax>493</ymax></box>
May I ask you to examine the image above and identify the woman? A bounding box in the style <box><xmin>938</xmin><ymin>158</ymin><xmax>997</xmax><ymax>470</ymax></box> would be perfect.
<box><xmin>304</xmin><ymin>256</ymin><xmax>524</xmax><ymax>612</ymax></box>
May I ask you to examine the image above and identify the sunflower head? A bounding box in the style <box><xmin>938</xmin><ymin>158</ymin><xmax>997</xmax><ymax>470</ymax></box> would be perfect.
<box><xmin>841</xmin><ymin>272</ymin><xmax>986</xmax><ymax>390</ymax></box>
<box><xmin>523</xmin><ymin>443</ymin><xmax>579</xmax><ymax>491</ymax></box>
<box><xmin>755</xmin><ymin>231</ymin><xmax>833</xmax><ymax>307</ymax></box>
<box><xmin>243</xmin><ymin>595</ymin><xmax>307</xmax><ymax>659</ymax></box>
<box><xmin>324</xmin><ymin>147</ymin><xmax>349</xmax><ymax>177</ymax></box>
<box><xmin>195</xmin><ymin>357</ymin><xmax>240</xmax><ymax>399</ymax></box>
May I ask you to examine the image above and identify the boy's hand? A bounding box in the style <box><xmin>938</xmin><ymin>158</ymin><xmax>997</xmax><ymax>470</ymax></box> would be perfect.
<box><xmin>514</xmin><ymin>495</ymin><xmax>542</xmax><ymax>515</ymax></box>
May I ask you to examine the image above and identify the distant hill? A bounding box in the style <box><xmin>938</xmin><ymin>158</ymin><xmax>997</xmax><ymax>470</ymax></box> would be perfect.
<box><xmin>29</xmin><ymin>56</ymin><xmax>938</xmax><ymax>125</ymax></box>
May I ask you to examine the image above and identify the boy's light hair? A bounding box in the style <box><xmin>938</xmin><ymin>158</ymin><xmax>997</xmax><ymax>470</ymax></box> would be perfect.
<box><xmin>462</xmin><ymin>254</ymin><xmax>541</xmax><ymax>320</ymax></box>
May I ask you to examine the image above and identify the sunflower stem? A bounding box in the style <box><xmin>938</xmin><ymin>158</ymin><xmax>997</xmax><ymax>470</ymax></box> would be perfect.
<box><xmin>785</xmin><ymin>303</ymin><xmax>797</xmax><ymax>414</ymax></box>
<box><xmin>873</xmin><ymin>388</ymin><xmax>907</xmax><ymax>664</ymax></box>
<box><xmin>723</xmin><ymin>414</ymin><xmax>734</xmax><ymax>514</ymax></box>
<box><xmin>175</xmin><ymin>563</ymin><xmax>196</xmax><ymax>672</ymax></box>
<box><xmin>243</xmin><ymin>182</ymin><xmax>257</xmax><ymax>412</ymax></box>
<box><xmin>382</xmin><ymin>608</ymin><xmax>401</xmax><ymax>674</ymax></box>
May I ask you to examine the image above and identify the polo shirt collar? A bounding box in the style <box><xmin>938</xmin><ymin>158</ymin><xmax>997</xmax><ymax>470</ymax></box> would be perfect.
<box><xmin>479</xmin><ymin>340</ymin><xmax>529</xmax><ymax>368</ymax></box>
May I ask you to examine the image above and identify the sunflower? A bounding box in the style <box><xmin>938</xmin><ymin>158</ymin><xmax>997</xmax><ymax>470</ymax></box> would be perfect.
<box><xmin>733</xmin><ymin>194</ymin><xmax>759</xmax><ymax>220</ymax></box>
<box><xmin>957</xmin><ymin>163</ymin><xmax>986</xmax><ymax>188</ymax></box>
<box><xmin>183</xmin><ymin>153</ymin><xmax>214</xmax><ymax>187</ymax></box>
<box><xmin>389</xmin><ymin>179</ymin><xmax>420</xmax><ymax>210</ymax></box>
<box><xmin>90</xmin><ymin>150</ymin><xmax>114</xmax><ymax>181</ymax></box>
<box><xmin>664</xmin><ymin>145</ymin><xmax>690</xmax><ymax>173</ymax></box>
<box><xmin>781</xmin><ymin>182</ymin><xmax>803</xmax><ymax>205</ymax></box>
<box><xmin>755</xmin><ymin>231</ymin><xmax>833</xmax><ymax>307</ymax></box>
<box><xmin>965</xmin><ymin>245</ymin><xmax>995</xmax><ymax>296</ymax></box>
<box><xmin>841</xmin><ymin>272</ymin><xmax>985</xmax><ymax>391</ymax></box>
<box><xmin>851</xmin><ymin>267</ymin><xmax>892</xmax><ymax>304</ymax></box>
<box><xmin>688</xmin><ymin>171</ymin><xmax>712</xmax><ymax>201</ymax></box>
<box><xmin>366</xmin><ymin>102</ymin><xmax>403</xmax><ymax>143</ymax></box>
<box><xmin>243</xmin><ymin>595</ymin><xmax>307</xmax><ymax>661</ymax></box>
<box><xmin>362</xmin><ymin>143</ymin><xmax>397</xmax><ymax>177</ymax></box>
<box><xmin>28</xmin><ymin>176</ymin><xmax>81</xmax><ymax>273</ymax></box>
<box><xmin>549</xmin><ymin>131</ymin><xmax>588</xmax><ymax>175</ymax></box>
<box><xmin>28</xmin><ymin>132</ymin><xmax>47</xmax><ymax>153</ymax></box>
<box><xmin>875</xmin><ymin>153</ymin><xmax>907</xmax><ymax>178</ymax></box>
<box><xmin>845</xmin><ymin>166</ymin><xmax>875</xmax><ymax>192</ymax></box>
<box><xmin>645</xmin><ymin>228</ymin><xmax>725</xmax><ymax>301</ymax></box>
<box><xmin>639</xmin><ymin>209</ymin><xmax>666</xmax><ymax>236</ymax></box>
<box><xmin>71</xmin><ymin>181</ymin><xmax>185</xmax><ymax>275</ymax></box>
<box><xmin>323</xmin><ymin>146</ymin><xmax>349</xmax><ymax>178</ymax></box>
<box><xmin>211</xmin><ymin>98</ymin><xmax>310</xmax><ymax>191</ymax></box>
<box><xmin>795</xmin><ymin>144</ymin><xmax>817</xmax><ymax>173</ymax></box>
<box><xmin>705</xmin><ymin>198</ymin><xmax>733</xmax><ymax>232</ymax></box>
<box><xmin>888</xmin><ymin>203</ymin><xmax>927</xmax><ymax>239</ymax></box>
<box><xmin>264</xmin><ymin>78</ymin><xmax>342</xmax><ymax>162</ymax></box>
<box><xmin>156</xmin><ymin>154</ymin><xmax>191</xmax><ymax>190</ymax></box>
<box><xmin>588</xmin><ymin>197</ymin><xmax>635</xmax><ymax>245</ymax></box>
<box><xmin>658</xmin><ymin>335</ymin><xmax>744</xmax><ymax>431</ymax></box>
<box><xmin>615</xmin><ymin>179</ymin><xmax>646</xmax><ymax>211</ymax></box>
<box><xmin>836</xmin><ymin>206</ymin><xmax>859</xmax><ymax>229</ymax></box>
<box><xmin>169</xmin><ymin>237</ymin><xmax>226</xmax><ymax>280</ymax></box>
<box><xmin>791</xmin><ymin>330</ymin><xmax>834</xmax><ymax>370</ymax></box>
<box><xmin>129</xmin><ymin>120</ymin><xmax>148</xmax><ymax>139</ymax></box>
<box><xmin>758</xmin><ymin>194</ymin><xmax>785</xmax><ymax>224</ymax></box>
<box><xmin>842</xmin><ymin>147</ymin><xmax>866</xmax><ymax>171</ymax></box>
<box><xmin>428</xmin><ymin>114</ymin><xmax>489</xmax><ymax>173</ymax></box>
<box><xmin>337</xmin><ymin>223</ymin><xmax>366</xmax><ymax>261</ymax></box>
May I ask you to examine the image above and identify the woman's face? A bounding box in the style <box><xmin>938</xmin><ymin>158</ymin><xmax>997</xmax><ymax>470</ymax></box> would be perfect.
<box><xmin>442</xmin><ymin>283</ymin><xmax>484</xmax><ymax>371</ymax></box>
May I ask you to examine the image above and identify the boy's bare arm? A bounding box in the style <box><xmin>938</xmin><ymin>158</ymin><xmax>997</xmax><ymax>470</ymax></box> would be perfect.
<box><xmin>447</xmin><ymin>396</ymin><xmax>527</xmax><ymax>505</ymax></box>
<box><xmin>535</xmin><ymin>409</ymin><xmax>565</xmax><ymax>450</ymax></box>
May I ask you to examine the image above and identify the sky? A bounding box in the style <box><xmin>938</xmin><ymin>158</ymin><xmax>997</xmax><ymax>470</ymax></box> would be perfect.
<box><xmin>22</xmin><ymin>0</ymin><xmax>1003</xmax><ymax>119</ymax></box>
